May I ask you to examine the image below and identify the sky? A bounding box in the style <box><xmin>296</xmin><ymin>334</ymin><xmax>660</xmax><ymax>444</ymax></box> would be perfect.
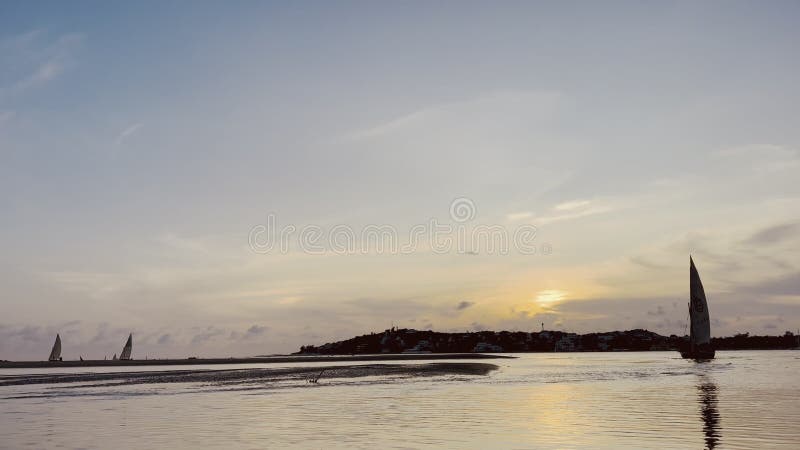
<box><xmin>1</xmin><ymin>1</ymin><xmax>799</xmax><ymax>360</ymax></box>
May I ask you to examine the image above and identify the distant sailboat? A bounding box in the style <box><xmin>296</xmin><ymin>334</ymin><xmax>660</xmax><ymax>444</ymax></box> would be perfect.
<box><xmin>48</xmin><ymin>334</ymin><xmax>62</xmax><ymax>361</ymax></box>
<box><xmin>120</xmin><ymin>333</ymin><xmax>133</xmax><ymax>360</ymax></box>
<box><xmin>681</xmin><ymin>257</ymin><xmax>716</xmax><ymax>359</ymax></box>
<box><xmin>112</xmin><ymin>353</ymin><xmax>118</xmax><ymax>360</ymax></box>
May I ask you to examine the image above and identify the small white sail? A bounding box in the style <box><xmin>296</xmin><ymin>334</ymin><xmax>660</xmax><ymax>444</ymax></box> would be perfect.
<box><xmin>690</xmin><ymin>257</ymin><xmax>711</xmax><ymax>346</ymax></box>
<box><xmin>120</xmin><ymin>333</ymin><xmax>133</xmax><ymax>360</ymax></box>
<box><xmin>48</xmin><ymin>334</ymin><xmax>62</xmax><ymax>361</ymax></box>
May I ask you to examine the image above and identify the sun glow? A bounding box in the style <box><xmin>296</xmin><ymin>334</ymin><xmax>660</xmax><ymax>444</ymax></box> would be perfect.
<box><xmin>536</xmin><ymin>289</ymin><xmax>567</xmax><ymax>306</ymax></box>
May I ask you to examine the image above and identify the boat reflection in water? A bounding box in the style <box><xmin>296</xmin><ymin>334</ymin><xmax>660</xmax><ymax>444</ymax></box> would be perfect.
<box><xmin>697</xmin><ymin>374</ymin><xmax>721</xmax><ymax>449</ymax></box>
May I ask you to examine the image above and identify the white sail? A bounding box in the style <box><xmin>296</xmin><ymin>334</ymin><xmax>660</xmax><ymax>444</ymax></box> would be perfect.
<box><xmin>120</xmin><ymin>333</ymin><xmax>133</xmax><ymax>360</ymax></box>
<box><xmin>48</xmin><ymin>334</ymin><xmax>62</xmax><ymax>361</ymax></box>
<box><xmin>690</xmin><ymin>257</ymin><xmax>711</xmax><ymax>346</ymax></box>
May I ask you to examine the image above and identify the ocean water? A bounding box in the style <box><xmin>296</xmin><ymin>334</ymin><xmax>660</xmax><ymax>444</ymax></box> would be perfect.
<box><xmin>1</xmin><ymin>351</ymin><xmax>797</xmax><ymax>449</ymax></box>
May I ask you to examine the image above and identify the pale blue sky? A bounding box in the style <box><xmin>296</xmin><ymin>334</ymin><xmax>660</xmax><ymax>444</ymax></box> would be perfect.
<box><xmin>1</xmin><ymin>2</ymin><xmax>799</xmax><ymax>359</ymax></box>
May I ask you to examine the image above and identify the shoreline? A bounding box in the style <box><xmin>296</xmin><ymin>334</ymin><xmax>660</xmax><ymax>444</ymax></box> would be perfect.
<box><xmin>0</xmin><ymin>353</ymin><xmax>512</xmax><ymax>369</ymax></box>
<box><xmin>0</xmin><ymin>362</ymin><xmax>500</xmax><ymax>390</ymax></box>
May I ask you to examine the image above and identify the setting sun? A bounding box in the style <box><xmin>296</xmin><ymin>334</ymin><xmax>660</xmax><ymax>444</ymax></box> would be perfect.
<box><xmin>536</xmin><ymin>290</ymin><xmax>567</xmax><ymax>306</ymax></box>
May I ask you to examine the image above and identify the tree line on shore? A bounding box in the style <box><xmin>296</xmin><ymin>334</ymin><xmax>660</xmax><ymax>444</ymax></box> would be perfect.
<box><xmin>296</xmin><ymin>328</ymin><xmax>800</xmax><ymax>355</ymax></box>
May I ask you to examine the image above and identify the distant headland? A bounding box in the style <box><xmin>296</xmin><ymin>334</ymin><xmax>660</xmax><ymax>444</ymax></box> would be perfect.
<box><xmin>296</xmin><ymin>328</ymin><xmax>800</xmax><ymax>355</ymax></box>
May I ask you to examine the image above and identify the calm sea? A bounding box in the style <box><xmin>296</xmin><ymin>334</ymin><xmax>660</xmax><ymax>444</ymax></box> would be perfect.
<box><xmin>1</xmin><ymin>351</ymin><xmax>797</xmax><ymax>449</ymax></box>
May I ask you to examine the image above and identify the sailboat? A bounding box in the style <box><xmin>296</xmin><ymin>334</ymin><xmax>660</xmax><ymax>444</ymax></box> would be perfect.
<box><xmin>119</xmin><ymin>333</ymin><xmax>133</xmax><ymax>360</ymax></box>
<box><xmin>48</xmin><ymin>334</ymin><xmax>62</xmax><ymax>361</ymax></box>
<box><xmin>681</xmin><ymin>257</ymin><xmax>716</xmax><ymax>359</ymax></box>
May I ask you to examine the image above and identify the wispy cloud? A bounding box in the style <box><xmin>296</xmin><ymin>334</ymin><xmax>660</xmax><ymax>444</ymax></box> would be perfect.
<box><xmin>342</xmin><ymin>90</ymin><xmax>564</xmax><ymax>142</ymax></box>
<box><xmin>115</xmin><ymin>123</ymin><xmax>143</xmax><ymax>146</ymax></box>
<box><xmin>456</xmin><ymin>300</ymin><xmax>475</xmax><ymax>311</ymax></box>
<box><xmin>14</xmin><ymin>60</ymin><xmax>64</xmax><ymax>91</ymax></box>
<box><xmin>743</xmin><ymin>222</ymin><xmax>799</xmax><ymax>247</ymax></box>
<box><xmin>506</xmin><ymin>198</ymin><xmax>595</xmax><ymax>223</ymax></box>
<box><xmin>0</xmin><ymin>29</ymin><xmax>45</xmax><ymax>50</ymax></box>
<box><xmin>740</xmin><ymin>271</ymin><xmax>800</xmax><ymax>298</ymax></box>
<box><xmin>554</xmin><ymin>199</ymin><xmax>591</xmax><ymax>211</ymax></box>
<box><xmin>628</xmin><ymin>255</ymin><xmax>668</xmax><ymax>271</ymax></box>
<box><xmin>229</xmin><ymin>324</ymin><xmax>270</xmax><ymax>340</ymax></box>
<box><xmin>190</xmin><ymin>326</ymin><xmax>225</xmax><ymax>345</ymax></box>
<box><xmin>0</xmin><ymin>31</ymin><xmax>84</xmax><ymax>98</ymax></box>
<box><xmin>534</xmin><ymin>199</ymin><xmax>614</xmax><ymax>225</ymax></box>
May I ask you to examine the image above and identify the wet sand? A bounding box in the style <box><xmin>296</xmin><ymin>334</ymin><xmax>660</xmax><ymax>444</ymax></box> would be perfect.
<box><xmin>0</xmin><ymin>362</ymin><xmax>500</xmax><ymax>389</ymax></box>
<box><xmin>0</xmin><ymin>353</ymin><xmax>510</xmax><ymax>369</ymax></box>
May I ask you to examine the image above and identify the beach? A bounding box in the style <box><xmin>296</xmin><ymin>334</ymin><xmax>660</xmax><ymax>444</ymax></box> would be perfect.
<box><xmin>0</xmin><ymin>352</ymin><xmax>509</xmax><ymax>369</ymax></box>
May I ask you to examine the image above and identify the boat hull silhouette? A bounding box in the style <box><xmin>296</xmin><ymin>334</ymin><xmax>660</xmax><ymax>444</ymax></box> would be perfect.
<box><xmin>680</xmin><ymin>348</ymin><xmax>716</xmax><ymax>360</ymax></box>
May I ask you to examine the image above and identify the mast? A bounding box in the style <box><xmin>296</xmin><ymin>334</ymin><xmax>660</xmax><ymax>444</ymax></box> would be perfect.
<box><xmin>48</xmin><ymin>334</ymin><xmax>62</xmax><ymax>361</ymax></box>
